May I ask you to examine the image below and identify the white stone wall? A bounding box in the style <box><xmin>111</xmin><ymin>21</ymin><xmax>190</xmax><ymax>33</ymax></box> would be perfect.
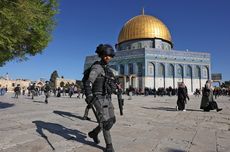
<box><xmin>155</xmin><ymin>77</ymin><xmax>164</xmax><ymax>89</ymax></box>
<box><xmin>193</xmin><ymin>79</ymin><xmax>201</xmax><ymax>91</ymax></box>
<box><xmin>143</xmin><ymin>76</ymin><xmax>207</xmax><ymax>94</ymax></box>
<box><xmin>56</xmin><ymin>78</ymin><xmax>76</xmax><ymax>88</ymax></box>
<box><xmin>183</xmin><ymin>78</ymin><xmax>192</xmax><ymax>93</ymax></box>
<box><xmin>0</xmin><ymin>79</ymin><xmax>31</xmax><ymax>92</ymax></box>
<box><xmin>136</xmin><ymin>77</ymin><xmax>145</xmax><ymax>90</ymax></box>
<box><xmin>165</xmin><ymin>78</ymin><xmax>174</xmax><ymax>88</ymax></box>
<box><xmin>145</xmin><ymin>77</ymin><xmax>154</xmax><ymax>88</ymax></box>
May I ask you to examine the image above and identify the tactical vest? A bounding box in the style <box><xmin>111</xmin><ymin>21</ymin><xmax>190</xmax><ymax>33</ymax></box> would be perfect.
<box><xmin>103</xmin><ymin>66</ymin><xmax>117</xmax><ymax>95</ymax></box>
<box><xmin>92</xmin><ymin>64</ymin><xmax>117</xmax><ymax>95</ymax></box>
<box><xmin>92</xmin><ymin>72</ymin><xmax>105</xmax><ymax>94</ymax></box>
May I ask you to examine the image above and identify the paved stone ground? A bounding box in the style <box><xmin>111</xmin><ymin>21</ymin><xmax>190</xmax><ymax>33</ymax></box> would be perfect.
<box><xmin>0</xmin><ymin>93</ymin><xmax>230</xmax><ymax>152</ymax></box>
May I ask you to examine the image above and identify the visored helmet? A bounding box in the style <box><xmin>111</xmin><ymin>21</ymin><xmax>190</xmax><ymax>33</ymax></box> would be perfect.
<box><xmin>95</xmin><ymin>44</ymin><xmax>115</xmax><ymax>58</ymax></box>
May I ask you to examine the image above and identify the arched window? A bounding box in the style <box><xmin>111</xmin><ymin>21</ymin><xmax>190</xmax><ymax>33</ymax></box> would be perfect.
<box><xmin>203</xmin><ymin>66</ymin><xmax>209</xmax><ymax>78</ymax></box>
<box><xmin>138</xmin><ymin>43</ymin><xmax>142</xmax><ymax>49</ymax></box>
<box><xmin>120</xmin><ymin>64</ymin><xmax>124</xmax><ymax>75</ymax></box>
<box><xmin>186</xmin><ymin>65</ymin><xmax>192</xmax><ymax>77</ymax></box>
<box><xmin>177</xmin><ymin>64</ymin><xmax>183</xmax><ymax>77</ymax></box>
<box><xmin>168</xmin><ymin>64</ymin><xmax>174</xmax><ymax>77</ymax></box>
<box><xmin>137</xmin><ymin>62</ymin><xmax>143</xmax><ymax>76</ymax></box>
<box><xmin>148</xmin><ymin>63</ymin><xmax>154</xmax><ymax>75</ymax></box>
<box><xmin>194</xmin><ymin>65</ymin><xmax>201</xmax><ymax>78</ymax></box>
<box><xmin>158</xmin><ymin>63</ymin><xmax>165</xmax><ymax>77</ymax></box>
<box><xmin>176</xmin><ymin>64</ymin><xmax>183</xmax><ymax>78</ymax></box>
<box><xmin>128</xmin><ymin>63</ymin><xmax>134</xmax><ymax>75</ymax></box>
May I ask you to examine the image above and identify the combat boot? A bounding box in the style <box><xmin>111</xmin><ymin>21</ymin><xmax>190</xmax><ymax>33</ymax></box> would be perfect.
<box><xmin>104</xmin><ymin>144</ymin><xmax>115</xmax><ymax>152</ymax></box>
<box><xmin>217</xmin><ymin>108</ymin><xmax>222</xmax><ymax>112</ymax></box>
<box><xmin>83</xmin><ymin>116</ymin><xmax>91</xmax><ymax>120</ymax></box>
<box><xmin>88</xmin><ymin>130</ymin><xmax>100</xmax><ymax>144</ymax></box>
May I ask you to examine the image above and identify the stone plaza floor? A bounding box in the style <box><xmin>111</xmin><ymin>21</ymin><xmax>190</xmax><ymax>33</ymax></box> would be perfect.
<box><xmin>0</xmin><ymin>93</ymin><xmax>230</xmax><ymax>152</ymax></box>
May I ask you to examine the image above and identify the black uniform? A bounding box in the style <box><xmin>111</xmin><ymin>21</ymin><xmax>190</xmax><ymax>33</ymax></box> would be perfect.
<box><xmin>43</xmin><ymin>82</ymin><xmax>51</xmax><ymax>103</ymax></box>
<box><xmin>29</xmin><ymin>83</ymin><xmax>36</xmax><ymax>100</ymax></box>
<box><xmin>14</xmin><ymin>85</ymin><xmax>21</xmax><ymax>98</ymax></box>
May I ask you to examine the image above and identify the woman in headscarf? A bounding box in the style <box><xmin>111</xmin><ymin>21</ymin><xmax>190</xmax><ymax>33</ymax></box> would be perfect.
<box><xmin>200</xmin><ymin>80</ymin><xmax>222</xmax><ymax>112</ymax></box>
<box><xmin>177</xmin><ymin>82</ymin><xmax>189</xmax><ymax>111</ymax></box>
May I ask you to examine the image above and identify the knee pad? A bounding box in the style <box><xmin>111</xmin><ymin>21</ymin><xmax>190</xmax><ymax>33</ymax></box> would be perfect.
<box><xmin>103</xmin><ymin>117</ymin><xmax>116</xmax><ymax>130</ymax></box>
<box><xmin>112</xmin><ymin>116</ymin><xmax>116</xmax><ymax>124</ymax></box>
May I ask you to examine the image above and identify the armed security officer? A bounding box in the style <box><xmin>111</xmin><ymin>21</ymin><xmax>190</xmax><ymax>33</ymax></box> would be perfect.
<box><xmin>30</xmin><ymin>83</ymin><xmax>36</xmax><ymax>100</ymax></box>
<box><xmin>43</xmin><ymin>81</ymin><xmax>51</xmax><ymax>104</ymax></box>
<box><xmin>84</xmin><ymin>44</ymin><xmax>117</xmax><ymax>152</ymax></box>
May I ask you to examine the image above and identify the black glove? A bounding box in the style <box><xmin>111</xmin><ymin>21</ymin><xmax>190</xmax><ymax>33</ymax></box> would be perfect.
<box><xmin>85</xmin><ymin>95</ymin><xmax>94</xmax><ymax>104</ymax></box>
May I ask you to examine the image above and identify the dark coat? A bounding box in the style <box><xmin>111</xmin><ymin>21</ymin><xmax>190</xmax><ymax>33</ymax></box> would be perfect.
<box><xmin>200</xmin><ymin>87</ymin><xmax>214</xmax><ymax>109</ymax></box>
<box><xmin>177</xmin><ymin>87</ymin><xmax>187</xmax><ymax>110</ymax></box>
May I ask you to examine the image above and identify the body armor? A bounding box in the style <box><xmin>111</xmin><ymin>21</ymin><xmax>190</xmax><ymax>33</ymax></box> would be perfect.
<box><xmin>92</xmin><ymin>75</ymin><xmax>105</xmax><ymax>94</ymax></box>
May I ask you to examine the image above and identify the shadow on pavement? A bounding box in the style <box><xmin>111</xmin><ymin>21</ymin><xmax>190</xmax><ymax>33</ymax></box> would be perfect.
<box><xmin>25</xmin><ymin>97</ymin><xmax>33</xmax><ymax>100</ymax></box>
<box><xmin>33</xmin><ymin>100</ymin><xmax>46</xmax><ymax>104</ymax></box>
<box><xmin>0</xmin><ymin>101</ymin><xmax>14</xmax><ymax>109</ymax></box>
<box><xmin>142</xmin><ymin>106</ymin><xmax>176</xmax><ymax>111</ymax></box>
<box><xmin>32</xmin><ymin>120</ymin><xmax>104</xmax><ymax>151</ymax></box>
<box><xmin>53</xmin><ymin>110</ymin><xmax>97</xmax><ymax>123</ymax></box>
<box><xmin>142</xmin><ymin>106</ymin><xmax>202</xmax><ymax>112</ymax></box>
<box><xmin>185</xmin><ymin>108</ymin><xmax>202</xmax><ymax>112</ymax></box>
<box><xmin>167</xmin><ymin>148</ymin><xmax>186</xmax><ymax>152</ymax></box>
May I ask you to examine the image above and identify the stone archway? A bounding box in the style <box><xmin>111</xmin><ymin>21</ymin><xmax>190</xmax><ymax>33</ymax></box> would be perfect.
<box><xmin>148</xmin><ymin>62</ymin><xmax>156</xmax><ymax>89</ymax></box>
<box><xmin>194</xmin><ymin>65</ymin><xmax>201</xmax><ymax>90</ymax></box>
<box><xmin>186</xmin><ymin>65</ymin><xmax>193</xmax><ymax>92</ymax></box>
<box><xmin>167</xmin><ymin>64</ymin><xmax>175</xmax><ymax>88</ymax></box>
<box><xmin>157</xmin><ymin>63</ymin><xmax>165</xmax><ymax>88</ymax></box>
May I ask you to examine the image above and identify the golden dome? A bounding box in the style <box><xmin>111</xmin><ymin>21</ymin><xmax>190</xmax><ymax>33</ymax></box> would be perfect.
<box><xmin>118</xmin><ymin>14</ymin><xmax>172</xmax><ymax>44</ymax></box>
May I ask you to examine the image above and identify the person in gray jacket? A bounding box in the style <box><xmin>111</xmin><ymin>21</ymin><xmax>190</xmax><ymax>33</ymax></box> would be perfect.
<box><xmin>83</xmin><ymin>44</ymin><xmax>117</xmax><ymax>152</ymax></box>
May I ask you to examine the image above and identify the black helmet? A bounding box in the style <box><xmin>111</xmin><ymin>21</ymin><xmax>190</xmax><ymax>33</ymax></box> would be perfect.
<box><xmin>95</xmin><ymin>44</ymin><xmax>115</xmax><ymax>58</ymax></box>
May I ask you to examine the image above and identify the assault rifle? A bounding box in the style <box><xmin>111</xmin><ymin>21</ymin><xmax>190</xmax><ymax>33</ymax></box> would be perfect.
<box><xmin>104</xmin><ymin>75</ymin><xmax>124</xmax><ymax>116</ymax></box>
<box><xmin>90</xmin><ymin>101</ymin><xmax>100</xmax><ymax>122</ymax></box>
<box><xmin>113</xmin><ymin>76</ymin><xmax>124</xmax><ymax>116</ymax></box>
<box><xmin>85</xmin><ymin>97</ymin><xmax>100</xmax><ymax>123</ymax></box>
<box><xmin>116</xmin><ymin>86</ymin><xmax>124</xmax><ymax>115</ymax></box>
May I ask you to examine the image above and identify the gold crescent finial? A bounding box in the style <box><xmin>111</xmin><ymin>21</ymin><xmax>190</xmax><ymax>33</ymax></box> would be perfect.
<box><xmin>142</xmin><ymin>7</ymin><xmax>145</xmax><ymax>15</ymax></box>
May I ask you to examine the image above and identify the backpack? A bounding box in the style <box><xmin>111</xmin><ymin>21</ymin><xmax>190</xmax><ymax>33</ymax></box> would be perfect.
<box><xmin>81</xmin><ymin>61</ymin><xmax>117</xmax><ymax>94</ymax></box>
<box><xmin>81</xmin><ymin>61</ymin><xmax>101</xmax><ymax>87</ymax></box>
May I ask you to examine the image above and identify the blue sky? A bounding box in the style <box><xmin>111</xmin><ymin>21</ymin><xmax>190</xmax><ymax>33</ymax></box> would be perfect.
<box><xmin>1</xmin><ymin>0</ymin><xmax>230</xmax><ymax>81</ymax></box>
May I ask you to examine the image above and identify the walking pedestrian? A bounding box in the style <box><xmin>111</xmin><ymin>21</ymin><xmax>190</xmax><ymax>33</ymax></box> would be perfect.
<box><xmin>200</xmin><ymin>80</ymin><xmax>222</xmax><ymax>112</ymax></box>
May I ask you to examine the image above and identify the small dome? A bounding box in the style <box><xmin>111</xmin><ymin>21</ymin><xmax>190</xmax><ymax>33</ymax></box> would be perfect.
<box><xmin>118</xmin><ymin>14</ymin><xmax>172</xmax><ymax>44</ymax></box>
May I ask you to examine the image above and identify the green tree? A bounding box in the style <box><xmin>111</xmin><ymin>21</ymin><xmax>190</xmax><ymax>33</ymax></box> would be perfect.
<box><xmin>0</xmin><ymin>0</ymin><xmax>59</xmax><ymax>66</ymax></box>
<box><xmin>50</xmin><ymin>70</ymin><xmax>59</xmax><ymax>88</ymax></box>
